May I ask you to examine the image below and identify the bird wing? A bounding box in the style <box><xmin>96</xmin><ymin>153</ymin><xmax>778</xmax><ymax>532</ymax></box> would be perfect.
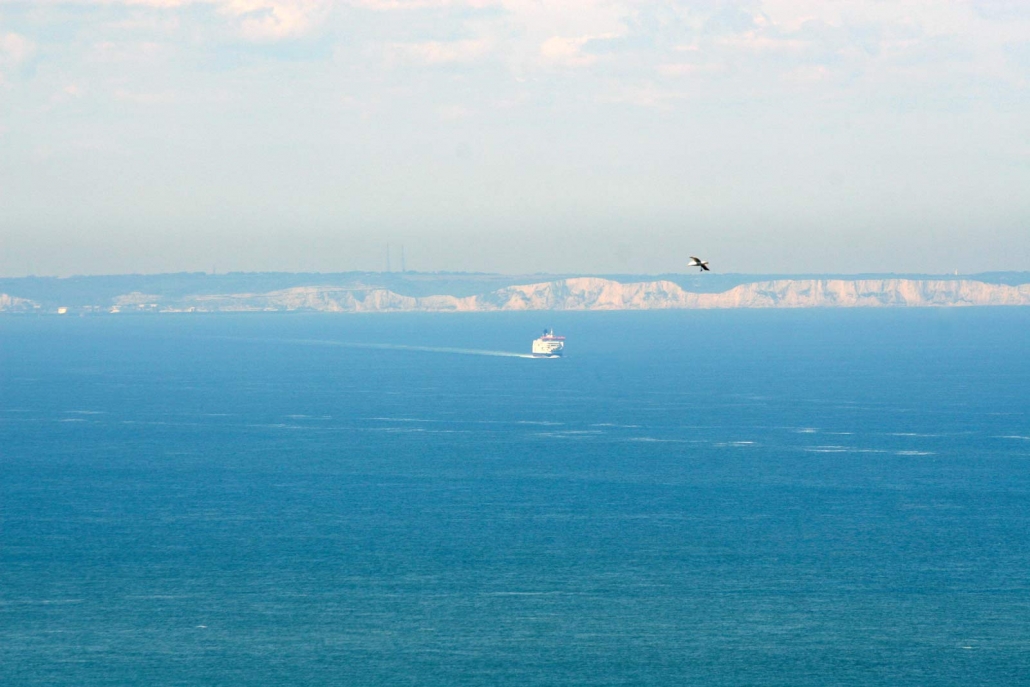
<box><xmin>701</xmin><ymin>264</ymin><xmax>710</xmax><ymax>271</ymax></box>
<box><xmin>689</xmin><ymin>256</ymin><xmax>701</xmax><ymax>263</ymax></box>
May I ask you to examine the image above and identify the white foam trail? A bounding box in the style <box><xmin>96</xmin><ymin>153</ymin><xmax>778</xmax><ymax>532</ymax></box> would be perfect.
<box><xmin>212</xmin><ymin>336</ymin><xmax>541</xmax><ymax>359</ymax></box>
<box><xmin>333</xmin><ymin>342</ymin><xmax>538</xmax><ymax>358</ymax></box>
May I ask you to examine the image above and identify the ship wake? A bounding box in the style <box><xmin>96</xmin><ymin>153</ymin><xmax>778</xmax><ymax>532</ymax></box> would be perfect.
<box><xmin>223</xmin><ymin>336</ymin><xmax>541</xmax><ymax>358</ymax></box>
<box><xmin>315</xmin><ymin>341</ymin><xmax>539</xmax><ymax>358</ymax></box>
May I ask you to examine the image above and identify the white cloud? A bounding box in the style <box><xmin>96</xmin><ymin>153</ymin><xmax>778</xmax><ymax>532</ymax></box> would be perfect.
<box><xmin>1</xmin><ymin>32</ymin><xmax>36</xmax><ymax>64</ymax></box>
<box><xmin>114</xmin><ymin>87</ymin><xmax>177</xmax><ymax>103</ymax></box>
<box><xmin>656</xmin><ymin>62</ymin><xmax>725</xmax><ymax>77</ymax></box>
<box><xmin>539</xmin><ymin>35</ymin><xmax>601</xmax><ymax>67</ymax></box>
<box><xmin>3</xmin><ymin>0</ymin><xmax>332</xmax><ymax>41</ymax></box>
<box><xmin>0</xmin><ymin>32</ymin><xmax>36</xmax><ymax>84</ymax></box>
<box><xmin>5</xmin><ymin>0</ymin><xmax>1027</xmax><ymax>94</ymax></box>
<box><xmin>92</xmin><ymin>40</ymin><xmax>166</xmax><ymax>62</ymax></box>
<box><xmin>222</xmin><ymin>0</ymin><xmax>331</xmax><ymax>41</ymax></box>
<box><xmin>348</xmin><ymin>0</ymin><xmax>493</xmax><ymax>9</ymax></box>
<box><xmin>715</xmin><ymin>32</ymin><xmax>810</xmax><ymax>54</ymax></box>
<box><xmin>783</xmin><ymin>63</ymin><xmax>831</xmax><ymax>83</ymax></box>
<box><xmin>599</xmin><ymin>83</ymin><xmax>685</xmax><ymax>108</ymax></box>
<box><xmin>106</xmin><ymin>13</ymin><xmax>183</xmax><ymax>32</ymax></box>
<box><xmin>388</xmin><ymin>38</ymin><xmax>491</xmax><ymax>65</ymax></box>
<box><xmin>436</xmin><ymin>103</ymin><xmax>473</xmax><ymax>119</ymax></box>
<box><xmin>46</xmin><ymin>83</ymin><xmax>88</xmax><ymax>107</ymax></box>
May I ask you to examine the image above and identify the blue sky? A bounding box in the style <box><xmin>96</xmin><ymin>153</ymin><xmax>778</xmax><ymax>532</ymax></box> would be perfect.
<box><xmin>1</xmin><ymin>0</ymin><xmax>1028</xmax><ymax>276</ymax></box>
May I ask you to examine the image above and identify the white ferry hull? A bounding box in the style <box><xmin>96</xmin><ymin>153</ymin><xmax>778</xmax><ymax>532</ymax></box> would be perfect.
<box><xmin>531</xmin><ymin>329</ymin><xmax>565</xmax><ymax>357</ymax></box>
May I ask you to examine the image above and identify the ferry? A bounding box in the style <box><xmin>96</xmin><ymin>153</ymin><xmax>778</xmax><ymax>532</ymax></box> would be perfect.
<box><xmin>531</xmin><ymin>329</ymin><xmax>565</xmax><ymax>358</ymax></box>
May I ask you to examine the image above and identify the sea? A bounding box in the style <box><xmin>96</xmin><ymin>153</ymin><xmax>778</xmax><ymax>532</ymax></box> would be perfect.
<box><xmin>2</xmin><ymin>309</ymin><xmax>1029</xmax><ymax>686</ymax></box>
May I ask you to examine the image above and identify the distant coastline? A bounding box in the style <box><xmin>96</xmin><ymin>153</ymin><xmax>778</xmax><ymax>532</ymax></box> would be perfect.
<box><xmin>2</xmin><ymin>272</ymin><xmax>1030</xmax><ymax>314</ymax></box>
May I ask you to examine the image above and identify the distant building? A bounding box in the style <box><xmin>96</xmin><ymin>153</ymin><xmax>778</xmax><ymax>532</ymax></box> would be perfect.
<box><xmin>57</xmin><ymin>307</ymin><xmax>68</xmax><ymax>315</ymax></box>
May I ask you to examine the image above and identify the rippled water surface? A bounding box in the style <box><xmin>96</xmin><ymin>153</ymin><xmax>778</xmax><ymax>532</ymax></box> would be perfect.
<box><xmin>2</xmin><ymin>310</ymin><xmax>1030</xmax><ymax>685</ymax></box>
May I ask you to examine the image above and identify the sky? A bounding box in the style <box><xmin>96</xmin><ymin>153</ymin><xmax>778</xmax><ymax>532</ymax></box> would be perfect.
<box><xmin>1</xmin><ymin>0</ymin><xmax>1029</xmax><ymax>276</ymax></box>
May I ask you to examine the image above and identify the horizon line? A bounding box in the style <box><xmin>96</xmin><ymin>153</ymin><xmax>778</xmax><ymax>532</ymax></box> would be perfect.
<box><xmin>4</xmin><ymin>269</ymin><xmax>1030</xmax><ymax>281</ymax></box>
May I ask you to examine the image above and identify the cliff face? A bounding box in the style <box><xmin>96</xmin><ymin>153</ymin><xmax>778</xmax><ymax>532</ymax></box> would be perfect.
<box><xmin>185</xmin><ymin>287</ymin><xmax>434</xmax><ymax>312</ymax></box>
<box><xmin>153</xmin><ymin>278</ymin><xmax>1030</xmax><ymax>312</ymax></box>
<box><xmin>469</xmin><ymin>277</ymin><xmax>1030</xmax><ymax>310</ymax></box>
<box><xmin>0</xmin><ymin>293</ymin><xmax>39</xmax><ymax>312</ymax></box>
<box><xmin>476</xmin><ymin>278</ymin><xmax>689</xmax><ymax>310</ymax></box>
<box><xmin>9</xmin><ymin>278</ymin><xmax>1030</xmax><ymax>314</ymax></box>
<box><xmin>685</xmin><ymin>279</ymin><xmax>1030</xmax><ymax>309</ymax></box>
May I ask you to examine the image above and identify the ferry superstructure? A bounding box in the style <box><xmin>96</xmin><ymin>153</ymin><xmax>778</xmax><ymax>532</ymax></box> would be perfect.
<box><xmin>531</xmin><ymin>329</ymin><xmax>564</xmax><ymax>358</ymax></box>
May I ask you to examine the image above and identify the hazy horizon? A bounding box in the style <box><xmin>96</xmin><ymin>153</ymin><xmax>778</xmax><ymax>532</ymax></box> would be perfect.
<box><xmin>5</xmin><ymin>267</ymin><xmax>1030</xmax><ymax>281</ymax></box>
<box><xmin>2</xmin><ymin>1</ymin><xmax>1029</xmax><ymax>276</ymax></box>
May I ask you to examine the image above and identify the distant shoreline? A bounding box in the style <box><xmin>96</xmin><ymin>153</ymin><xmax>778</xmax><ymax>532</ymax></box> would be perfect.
<box><xmin>3</xmin><ymin>272</ymin><xmax>1030</xmax><ymax>314</ymax></box>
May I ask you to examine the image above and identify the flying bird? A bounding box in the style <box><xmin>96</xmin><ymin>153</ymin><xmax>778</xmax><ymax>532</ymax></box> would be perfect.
<box><xmin>688</xmin><ymin>257</ymin><xmax>710</xmax><ymax>272</ymax></box>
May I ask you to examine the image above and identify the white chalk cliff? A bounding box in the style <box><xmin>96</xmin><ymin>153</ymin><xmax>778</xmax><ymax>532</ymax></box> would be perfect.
<box><xmin>156</xmin><ymin>278</ymin><xmax>1030</xmax><ymax>312</ymax></box>
<box><xmin>0</xmin><ymin>293</ymin><xmax>39</xmax><ymax>312</ymax></box>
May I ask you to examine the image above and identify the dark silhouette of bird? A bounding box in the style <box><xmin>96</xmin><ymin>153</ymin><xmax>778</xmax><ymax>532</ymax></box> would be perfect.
<box><xmin>688</xmin><ymin>256</ymin><xmax>710</xmax><ymax>272</ymax></box>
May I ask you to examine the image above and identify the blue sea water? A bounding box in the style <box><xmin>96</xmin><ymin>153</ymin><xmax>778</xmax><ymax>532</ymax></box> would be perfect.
<box><xmin>2</xmin><ymin>310</ymin><xmax>1030</xmax><ymax>686</ymax></box>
